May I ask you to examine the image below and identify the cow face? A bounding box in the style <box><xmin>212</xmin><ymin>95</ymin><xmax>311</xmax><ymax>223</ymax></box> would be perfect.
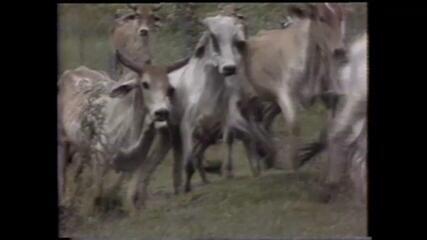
<box><xmin>194</xmin><ymin>16</ymin><xmax>247</xmax><ymax>77</ymax></box>
<box><xmin>290</xmin><ymin>3</ymin><xmax>349</xmax><ymax>60</ymax></box>
<box><xmin>110</xmin><ymin>50</ymin><xmax>189</xmax><ymax>126</ymax></box>
<box><xmin>113</xmin><ymin>4</ymin><xmax>162</xmax><ymax>42</ymax></box>
<box><xmin>316</xmin><ymin>3</ymin><xmax>349</xmax><ymax>59</ymax></box>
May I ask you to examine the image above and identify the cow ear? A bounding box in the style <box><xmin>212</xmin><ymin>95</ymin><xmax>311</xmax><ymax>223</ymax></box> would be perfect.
<box><xmin>153</xmin><ymin>14</ymin><xmax>163</xmax><ymax>29</ymax></box>
<box><xmin>110</xmin><ymin>79</ymin><xmax>138</xmax><ymax>98</ymax></box>
<box><xmin>194</xmin><ymin>32</ymin><xmax>209</xmax><ymax>58</ymax></box>
<box><xmin>288</xmin><ymin>5</ymin><xmax>307</xmax><ymax>18</ymax></box>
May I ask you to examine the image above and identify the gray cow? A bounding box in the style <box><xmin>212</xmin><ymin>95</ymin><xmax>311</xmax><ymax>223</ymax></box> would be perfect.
<box><xmin>167</xmin><ymin>15</ymin><xmax>271</xmax><ymax>193</ymax></box>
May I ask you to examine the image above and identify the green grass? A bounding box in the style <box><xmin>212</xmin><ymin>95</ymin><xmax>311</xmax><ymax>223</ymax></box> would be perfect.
<box><xmin>62</xmin><ymin>118</ymin><xmax>366</xmax><ymax>239</ymax></box>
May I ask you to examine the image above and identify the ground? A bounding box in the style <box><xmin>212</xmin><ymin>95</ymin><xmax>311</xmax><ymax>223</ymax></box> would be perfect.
<box><xmin>62</xmin><ymin>140</ymin><xmax>367</xmax><ymax>239</ymax></box>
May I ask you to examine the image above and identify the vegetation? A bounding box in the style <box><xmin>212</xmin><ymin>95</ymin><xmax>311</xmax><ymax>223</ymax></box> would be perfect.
<box><xmin>58</xmin><ymin>3</ymin><xmax>367</xmax><ymax>238</ymax></box>
<box><xmin>58</xmin><ymin>3</ymin><xmax>367</xmax><ymax>74</ymax></box>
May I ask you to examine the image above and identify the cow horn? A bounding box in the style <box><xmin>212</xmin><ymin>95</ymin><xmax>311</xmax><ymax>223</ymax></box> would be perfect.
<box><xmin>116</xmin><ymin>50</ymin><xmax>145</xmax><ymax>74</ymax></box>
<box><xmin>166</xmin><ymin>56</ymin><xmax>190</xmax><ymax>73</ymax></box>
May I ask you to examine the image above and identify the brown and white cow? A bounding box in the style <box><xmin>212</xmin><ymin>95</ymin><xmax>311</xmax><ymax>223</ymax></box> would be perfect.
<box><xmin>58</xmin><ymin>49</ymin><xmax>188</xmax><ymax>213</ymax></box>
<box><xmin>236</xmin><ymin>3</ymin><xmax>350</xmax><ymax>171</ymax></box>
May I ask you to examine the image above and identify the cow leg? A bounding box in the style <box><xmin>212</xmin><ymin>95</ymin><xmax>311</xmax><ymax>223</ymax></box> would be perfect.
<box><xmin>170</xmin><ymin>125</ymin><xmax>183</xmax><ymax>195</ymax></box>
<box><xmin>322</xmin><ymin>131</ymin><xmax>348</xmax><ymax>202</ymax></box>
<box><xmin>194</xmin><ymin>141</ymin><xmax>210</xmax><ymax>184</ymax></box>
<box><xmin>322</xmin><ymin>108</ymin><xmax>349</xmax><ymax>202</ymax></box>
<box><xmin>184</xmin><ymin>160</ymin><xmax>196</xmax><ymax>193</ymax></box>
<box><xmin>61</xmin><ymin>143</ymin><xmax>81</xmax><ymax>207</ymax></box>
<box><xmin>263</xmin><ymin>103</ymin><xmax>281</xmax><ymax>133</ymax></box>
<box><xmin>223</xmin><ymin>130</ymin><xmax>235</xmax><ymax>178</ymax></box>
<box><xmin>58</xmin><ymin>140</ymin><xmax>67</xmax><ymax>206</ymax></box>
<box><xmin>86</xmin><ymin>152</ymin><xmax>102</xmax><ymax>215</ymax></box>
<box><xmin>181</xmin><ymin>120</ymin><xmax>196</xmax><ymax>193</ymax></box>
<box><xmin>277</xmin><ymin>90</ymin><xmax>300</xmax><ymax>170</ymax></box>
<box><xmin>241</xmin><ymin>136</ymin><xmax>260</xmax><ymax>177</ymax></box>
<box><xmin>133</xmin><ymin>128</ymin><xmax>172</xmax><ymax>210</ymax></box>
<box><xmin>324</xmin><ymin>100</ymin><xmax>364</xmax><ymax>202</ymax></box>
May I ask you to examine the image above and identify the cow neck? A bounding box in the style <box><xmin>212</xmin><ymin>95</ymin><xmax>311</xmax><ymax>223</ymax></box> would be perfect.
<box><xmin>131</xmin><ymin>85</ymin><xmax>147</xmax><ymax>136</ymax></box>
<box><xmin>297</xmin><ymin>20</ymin><xmax>336</xmax><ymax>108</ymax></box>
<box><xmin>121</xmin><ymin>35</ymin><xmax>152</xmax><ymax>76</ymax></box>
<box><xmin>108</xmin><ymin>85</ymin><xmax>151</xmax><ymax>165</ymax></box>
<box><xmin>197</xmin><ymin>59</ymin><xmax>230</xmax><ymax>115</ymax></box>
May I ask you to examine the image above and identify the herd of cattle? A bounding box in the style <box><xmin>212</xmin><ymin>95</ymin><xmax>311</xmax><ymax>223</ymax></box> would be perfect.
<box><xmin>58</xmin><ymin>3</ymin><xmax>367</xmax><ymax>215</ymax></box>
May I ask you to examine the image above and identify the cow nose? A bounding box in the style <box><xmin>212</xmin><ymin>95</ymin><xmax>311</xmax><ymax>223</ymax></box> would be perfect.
<box><xmin>154</xmin><ymin>109</ymin><xmax>169</xmax><ymax>121</ymax></box>
<box><xmin>139</xmin><ymin>29</ymin><xmax>149</xmax><ymax>36</ymax></box>
<box><xmin>222</xmin><ymin>65</ymin><xmax>236</xmax><ymax>76</ymax></box>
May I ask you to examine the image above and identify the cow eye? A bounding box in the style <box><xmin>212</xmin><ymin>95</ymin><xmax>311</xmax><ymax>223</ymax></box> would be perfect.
<box><xmin>234</xmin><ymin>40</ymin><xmax>246</xmax><ymax>52</ymax></box>
<box><xmin>142</xmin><ymin>82</ymin><xmax>150</xmax><ymax>89</ymax></box>
<box><xmin>125</xmin><ymin>14</ymin><xmax>136</xmax><ymax>21</ymax></box>
<box><xmin>153</xmin><ymin>15</ymin><xmax>161</xmax><ymax>21</ymax></box>
<box><xmin>167</xmin><ymin>87</ymin><xmax>175</xmax><ymax>97</ymax></box>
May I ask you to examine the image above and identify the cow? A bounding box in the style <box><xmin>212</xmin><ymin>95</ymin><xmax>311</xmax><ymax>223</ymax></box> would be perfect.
<box><xmin>165</xmin><ymin>14</ymin><xmax>273</xmax><ymax>193</ymax></box>
<box><xmin>235</xmin><ymin>3</ymin><xmax>350</xmax><ymax>172</ymax></box>
<box><xmin>58</xmin><ymin>3</ymin><xmax>165</xmax><ymax>212</ymax></box>
<box><xmin>57</xmin><ymin>49</ymin><xmax>188</xmax><ymax>214</ymax></box>
<box><xmin>297</xmin><ymin>33</ymin><xmax>367</xmax><ymax>203</ymax></box>
<box><xmin>110</xmin><ymin>4</ymin><xmax>162</xmax><ymax>79</ymax></box>
<box><xmin>172</xmin><ymin>6</ymin><xmax>277</xmax><ymax>179</ymax></box>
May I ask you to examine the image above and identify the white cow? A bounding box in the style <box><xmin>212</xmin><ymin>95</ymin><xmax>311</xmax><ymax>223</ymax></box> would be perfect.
<box><xmin>297</xmin><ymin>33</ymin><xmax>367</xmax><ymax>203</ymax></box>
<box><xmin>167</xmin><ymin>15</ymin><xmax>271</xmax><ymax>193</ymax></box>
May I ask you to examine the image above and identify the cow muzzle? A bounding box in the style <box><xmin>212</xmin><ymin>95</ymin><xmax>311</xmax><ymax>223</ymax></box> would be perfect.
<box><xmin>221</xmin><ymin>64</ymin><xmax>237</xmax><ymax>76</ymax></box>
<box><xmin>139</xmin><ymin>28</ymin><xmax>149</xmax><ymax>36</ymax></box>
<box><xmin>154</xmin><ymin>109</ymin><xmax>169</xmax><ymax>122</ymax></box>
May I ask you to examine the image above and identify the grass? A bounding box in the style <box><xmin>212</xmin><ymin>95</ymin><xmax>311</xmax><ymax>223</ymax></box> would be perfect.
<box><xmin>61</xmin><ymin>116</ymin><xmax>367</xmax><ymax>239</ymax></box>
